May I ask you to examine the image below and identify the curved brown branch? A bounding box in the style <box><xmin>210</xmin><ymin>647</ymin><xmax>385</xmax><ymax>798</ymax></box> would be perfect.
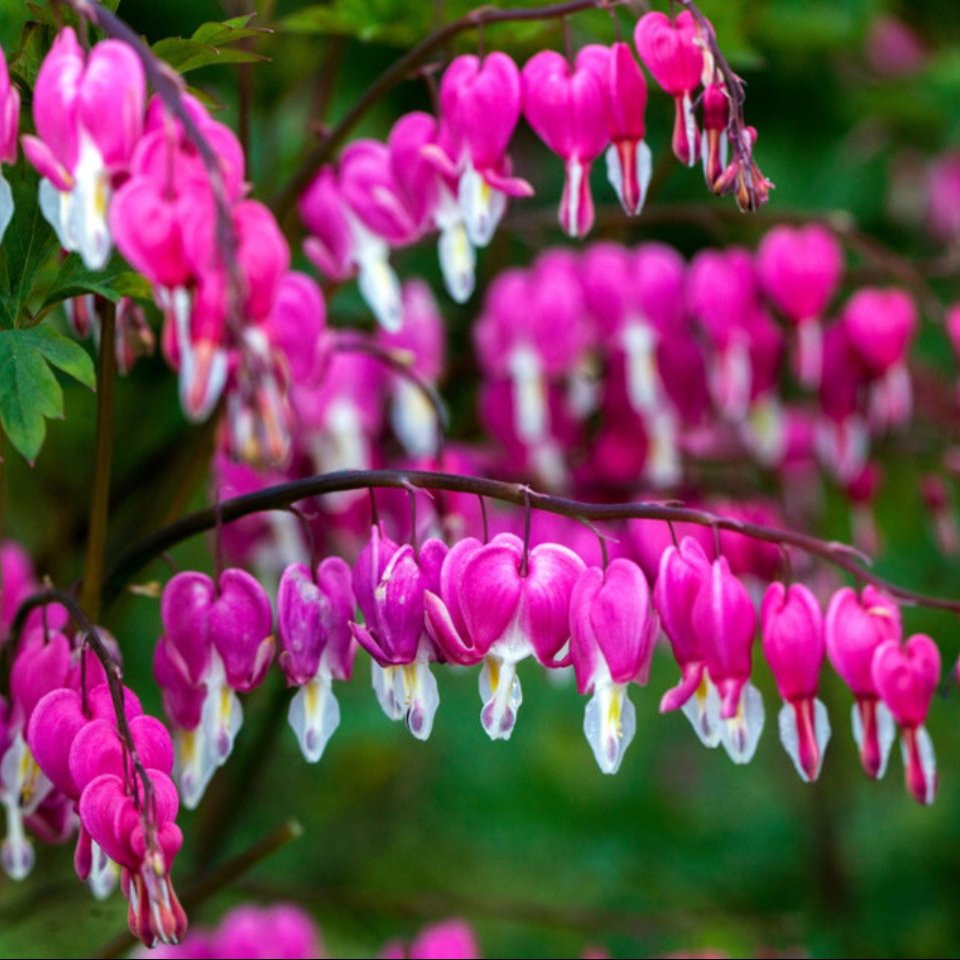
<box><xmin>102</xmin><ymin>468</ymin><xmax>960</xmax><ymax>614</ymax></box>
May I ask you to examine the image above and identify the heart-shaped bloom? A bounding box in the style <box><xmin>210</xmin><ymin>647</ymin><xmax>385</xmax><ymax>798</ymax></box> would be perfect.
<box><xmin>825</xmin><ymin>585</ymin><xmax>901</xmax><ymax>779</ymax></box>
<box><xmin>695</xmin><ymin>556</ymin><xmax>764</xmax><ymax>764</ymax></box>
<box><xmin>872</xmin><ymin>634</ymin><xmax>940</xmax><ymax>805</ymax></box>
<box><xmin>654</xmin><ymin>537</ymin><xmax>721</xmax><ymax>746</ymax></box>
<box><xmin>522</xmin><ymin>49</ymin><xmax>609</xmax><ymax>237</ymax></box>
<box><xmin>756</xmin><ymin>224</ymin><xmax>843</xmax><ymax>389</ymax></box>
<box><xmin>634</xmin><ymin>11</ymin><xmax>704</xmax><ymax>166</ymax></box>
<box><xmin>842</xmin><ymin>287</ymin><xmax>917</xmax><ymax>431</ymax></box>
<box><xmin>154</xmin><ymin>569</ymin><xmax>274</xmax><ymax>808</ymax></box>
<box><xmin>761</xmin><ymin>582</ymin><xmax>831</xmax><ymax>782</ymax></box>
<box><xmin>389</xmin><ymin>112</ymin><xmax>476</xmax><ymax>304</ymax></box>
<box><xmin>23</xmin><ymin>28</ymin><xmax>145</xmax><ymax>269</ymax></box>
<box><xmin>424</xmin><ymin>533</ymin><xmax>584</xmax><ymax>740</ymax></box>
<box><xmin>570</xmin><ymin>559</ymin><xmax>657</xmax><ymax>774</ymax></box>
<box><xmin>430</xmin><ymin>52</ymin><xmax>533</xmax><ymax>247</ymax></box>
<box><xmin>278</xmin><ymin>557</ymin><xmax>357</xmax><ymax>762</ymax></box>
<box><xmin>350</xmin><ymin>527</ymin><xmax>448</xmax><ymax>740</ymax></box>
<box><xmin>578</xmin><ymin>42</ymin><xmax>652</xmax><ymax>216</ymax></box>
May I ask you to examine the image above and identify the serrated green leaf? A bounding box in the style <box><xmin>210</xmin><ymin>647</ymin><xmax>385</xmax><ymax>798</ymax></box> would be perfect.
<box><xmin>0</xmin><ymin>325</ymin><xmax>94</xmax><ymax>463</ymax></box>
<box><xmin>0</xmin><ymin>167</ymin><xmax>59</xmax><ymax>329</ymax></box>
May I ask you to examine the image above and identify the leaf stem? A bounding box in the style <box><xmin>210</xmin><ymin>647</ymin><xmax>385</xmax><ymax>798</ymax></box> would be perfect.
<box><xmin>79</xmin><ymin>301</ymin><xmax>116</xmax><ymax>622</ymax></box>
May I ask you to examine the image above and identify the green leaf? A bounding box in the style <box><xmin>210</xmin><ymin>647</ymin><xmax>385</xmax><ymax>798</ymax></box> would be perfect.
<box><xmin>192</xmin><ymin>14</ymin><xmax>267</xmax><ymax>47</ymax></box>
<box><xmin>152</xmin><ymin>37</ymin><xmax>267</xmax><ymax>73</ymax></box>
<box><xmin>43</xmin><ymin>254</ymin><xmax>152</xmax><ymax>307</ymax></box>
<box><xmin>0</xmin><ymin>167</ymin><xmax>59</xmax><ymax>329</ymax></box>
<box><xmin>0</xmin><ymin>325</ymin><xmax>95</xmax><ymax>463</ymax></box>
<box><xmin>278</xmin><ymin>0</ymin><xmax>432</xmax><ymax>45</ymax></box>
<box><xmin>153</xmin><ymin>14</ymin><xmax>270</xmax><ymax>75</ymax></box>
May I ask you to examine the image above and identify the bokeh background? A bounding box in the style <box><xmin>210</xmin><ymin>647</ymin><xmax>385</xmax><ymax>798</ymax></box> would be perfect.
<box><xmin>2</xmin><ymin>0</ymin><xmax>960</xmax><ymax>956</ymax></box>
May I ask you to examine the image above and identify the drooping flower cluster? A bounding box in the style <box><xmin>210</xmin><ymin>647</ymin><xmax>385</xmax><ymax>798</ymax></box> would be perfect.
<box><xmin>149</xmin><ymin>501</ymin><xmax>947</xmax><ymax>809</ymax></box>
<box><xmin>470</xmin><ymin>231</ymin><xmax>917</xmax><ymax>505</ymax></box>
<box><xmin>300</xmin><ymin>9</ymin><xmax>770</xmax><ymax>326</ymax></box>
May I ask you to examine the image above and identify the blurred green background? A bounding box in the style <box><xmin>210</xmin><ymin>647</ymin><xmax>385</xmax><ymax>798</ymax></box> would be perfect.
<box><xmin>2</xmin><ymin>0</ymin><xmax>960</xmax><ymax>956</ymax></box>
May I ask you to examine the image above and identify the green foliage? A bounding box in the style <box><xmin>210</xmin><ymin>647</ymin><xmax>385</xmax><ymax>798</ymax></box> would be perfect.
<box><xmin>0</xmin><ymin>167</ymin><xmax>59</xmax><ymax>329</ymax></box>
<box><xmin>43</xmin><ymin>254</ymin><xmax>152</xmax><ymax>308</ymax></box>
<box><xmin>278</xmin><ymin>0</ymin><xmax>434</xmax><ymax>45</ymax></box>
<box><xmin>0</xmin><ymin>323</ymin><xmax>94</xmax><ymax>463</ymax></box>
<box><xmin>153</xmin><ymin>14</ymin><xmax>269</xmax><ymax>73</ymax></box>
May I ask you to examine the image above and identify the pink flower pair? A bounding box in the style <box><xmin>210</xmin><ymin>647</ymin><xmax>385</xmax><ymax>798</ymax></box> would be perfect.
<box><xmin>154</xmin><ymin>570</ymin><xmax>274</xmax><ymax>808</ymax></box>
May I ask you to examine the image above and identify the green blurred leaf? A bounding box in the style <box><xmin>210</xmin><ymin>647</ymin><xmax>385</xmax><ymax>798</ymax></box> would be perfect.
<box><xmin>192</xmin><ymin>13</ymin><xmax>267</xmax><ymax>46</ymax></box>
<box><xmin>9</xmin><ymin>18</ymin><xmax>53</xmax><ymax>87</ymax></box>
<box><xmin>279</xmin><ymin>0</ymin><xmax>432</xmax><ymax>45</ymax></box>
<box><xmin>0</xmin><ymin>168</ymin><xmax>59</xmax><ymax>330</ymax></box>
<box><xmin>152</xmin><ymin>36</ymin><xmax>267</xmax><ymax>73</ymax></box>
<box><xmin>43</xmin><ymin>254</ymin><xmax>152</xmax><ymax>307</ymax></box>
<box><xmin>0</xmin><ymin>325</ymin><xmax>94</xmax><ymax>463</ymax></box>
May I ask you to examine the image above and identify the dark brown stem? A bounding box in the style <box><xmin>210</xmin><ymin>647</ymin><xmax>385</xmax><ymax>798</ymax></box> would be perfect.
<box><xmin>102</xmin><ymin>469</ymin><xmax>960</xmax><ymax>614</ymax></box>
<box><xmin>271</xmin><ymin>0</ymin><xmax>623</xmax><ymax>219</ymax></box>
<box><xmin>80</xmin><ymin>302</ymin><xmax>116</xmax><ymax>623</ymax></box>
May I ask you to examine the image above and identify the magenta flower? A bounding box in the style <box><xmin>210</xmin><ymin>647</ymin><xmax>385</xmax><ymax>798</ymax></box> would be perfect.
<box><xmin>212</xmin><ymin>904</ymin><xmax>322</xmax><ymax>959</ymax></box>
<box><xmin>687</xmin><ymin>248</ymin><xmax>759</xmax><ymax>422</ymax></box>
<box><xmin>0</xmin><ymin>628</ymin><xmax>73</xmax><ymax>880</ymax></box>
<box><xmin>872</xmin><ymin>635</ymin><xmax>940</xmax><ymax>805</ymax></box>
<box><xmin>278</xmin><ymin>558</ymin><xmax>357</xmax><ymax>762</ymax></box>
<box><xmin>694</xmin><ymin>557</ymin><xmax>764</xmax><ymax>763</ymax></box>
<box><xmin>522</xmin><ymin>49</ymin><xmax>609</xmax><ymax>238</ymax></box>
<box><xmin>815</xmin><ymin>325</ymin><xmax>870</xmax><ymax>484</ymax></box>
<box><xmin>825</xmin><ymin>585</ymin><xmax>901</xmax><ymax>779</ymax></box>
<box><xmin>700</xmin><ymin>81</ymin><xmax>729</xmax><ymax>189</ymax></box>
<box><xmin>474</xmin><ymin>253</ymin><xmax>590</xmax><ymax>445</ymax></box>
<box><xmin>578</xmin><ymin>42</ymin><xmax>652</xmax><ymax>216</ymax></box>
<box><xmin>424</xmin><ymin>533</ymin><xmax>584</xmax><ymax>740</ymax></box>
<box><xmin>654</xmin><ymin>536</ymin><xmax>720</xmax><ymax>746</ymax></box>
<box><xmin>23</xmin><ymin>27</ymin><xmax>144</xmax><ymax>269</ymax></box>
<box><xmin>154</xmin><ymin>570</ymin><xmax>274</xmax><ymax>808</ymax></box>
<box><xmin>761</xmin><ymin>583</ymin><xmax>831</xmax><ymax>782</ymax></box>
<box><xmin>431</xmin><ymin>52</ymin><xmax>532</xmax><ymax>247</ymax></box>
<box><xmin>263</xmin><ymin>272</ymin><xmax>331</xmax><ymax>389</ymax></box>
<box><xmin>382</xmin><ymin>918</ymin><xmax>481</xmax><ymax>960</ymax></box>
<box><xmin>350</xmin><ymin>526</ymin><xmax>448</xmax><ymax>739</ymax></box>
<box><xmin>756</xmin><ymin>225</ymin><xmax>843</xmax><ymax>389</ymax></box>
<box><xmin>389</xmin><ymin>112</ymin><xmax>476</xmax><ymax>303</ymax></box>
<box><xmin>634</xmin><ymin>10</ymin><xmax>704</xmax><ymax>167</ymax></box>
<box><xmin>293</xmin><ymin>351</ymin><xmax>385</xmax><ymax>503</ymax></box>
<box><xmin>28</xmin><ymin>682</ymin><xmax>186</xmax><ymax>946</ymax></box>
<box><xmin>569</xmin><ymin>559</ymin><xmax>658</xmax><ymax>774</ymax></box>
<box><xmin>300</xmin><ymin>147</ymin><xmax>411</xmax><ymax>332</ymax></box>
<box><xmin>377</xmin><ymin>280</ymin><xmax>447</xmax><ymax>458</ymax></box>
<box><xmin>842</xmin><ymin>287</ymin><xmax>917</xmax><ymax>430</ymax></box>
<box><xmin>0</xmin><ymin>45</ymin><xmax>19</xmax><ymax>241</ymax></box>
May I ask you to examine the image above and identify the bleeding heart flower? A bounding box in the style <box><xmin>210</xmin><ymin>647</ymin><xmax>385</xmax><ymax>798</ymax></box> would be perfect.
<box><xmin>872</xmin><ymin>634</ymin><xmax>941</xmax><ymax>805</ymax></box>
